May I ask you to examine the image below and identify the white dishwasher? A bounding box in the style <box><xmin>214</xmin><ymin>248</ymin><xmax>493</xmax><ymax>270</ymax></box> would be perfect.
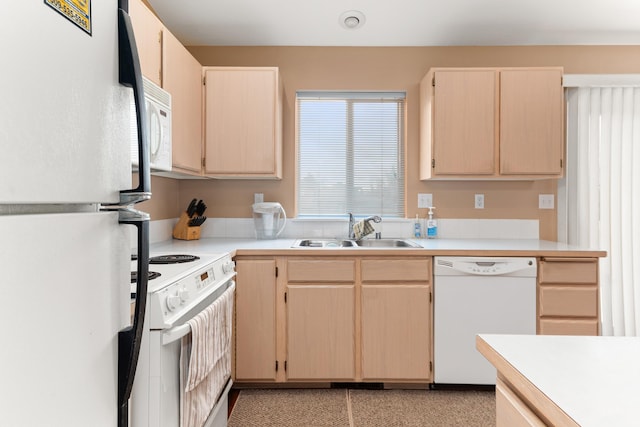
<box><xmin>433</xmin><ymin>256</ymin><xmax>537</xmax><ymax>385</ymax></box>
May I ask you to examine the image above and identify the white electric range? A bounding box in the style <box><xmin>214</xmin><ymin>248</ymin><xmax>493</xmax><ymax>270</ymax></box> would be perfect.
<box><xmin>131</xmin><ymin>252</ymin><xmax>236</xmax><ymax>427</ymax></box>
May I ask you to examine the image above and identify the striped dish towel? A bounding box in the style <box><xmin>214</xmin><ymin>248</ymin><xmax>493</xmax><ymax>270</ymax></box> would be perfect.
<box><xmin>180</xmin><ymin>283</ymin><xmax>235</xmax><ymax>427</ymax></box>
<box><xmin>353</xmin><ymin>219</ymin><xmax>375</xmax><ymax>240</ymax></box>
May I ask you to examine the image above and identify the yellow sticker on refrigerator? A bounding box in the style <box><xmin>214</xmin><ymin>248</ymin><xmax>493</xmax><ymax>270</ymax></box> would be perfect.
<box><xmin>45</xmin><ymin>0</ymin><xmax>92</xmax><ymax>35</ymax></box>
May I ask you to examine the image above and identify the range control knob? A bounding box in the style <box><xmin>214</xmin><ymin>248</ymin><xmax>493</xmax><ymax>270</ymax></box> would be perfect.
<box><xmin>178</xmin><ymin>288</ymin><xmax>190</xmax><ymax>303</ymax></box>
<box><xmin>222</xmin><ymin>261</ymin><xmax>236</xmax><ymax>274</ymax></box>
<box><xmin>166</xmin><ymin>293</ymin><xmax>181</xmax><ymax>311</ymax></box>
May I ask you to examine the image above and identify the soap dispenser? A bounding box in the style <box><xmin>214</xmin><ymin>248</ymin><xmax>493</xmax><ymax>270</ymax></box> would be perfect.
<box><xmin>426</xmin><ymin>207</ymin><xmax>437</xmax><ymax>239</ymax></box>
<box><xmin>414</xmin><ymin>214</ymin><xmax>422</xmax><ymax>238</ymax></box>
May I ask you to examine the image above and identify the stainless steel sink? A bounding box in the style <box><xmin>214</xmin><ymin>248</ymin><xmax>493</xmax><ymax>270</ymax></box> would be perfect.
<box><xmin>355</xmin><ymin>239</ymin><xmax>421</xmax><ymax>248</ymax></box>
<box><xmin>291</xmin><ymin>238</ymin><xmax>421</xmax><ymax>248</ymax></box>
<box><xmin>292</xmin><ymin>239</ymin><xmax>357</xmax><ymax>248</ymax></box>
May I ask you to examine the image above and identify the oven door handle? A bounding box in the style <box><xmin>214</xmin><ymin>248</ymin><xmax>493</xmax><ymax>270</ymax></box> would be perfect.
<box><xmin>162</xmin><ymin>322</ymin><xmax>192</xmax><ymax>345</ymax></box>
<box><xmin>161</xmin><ymin>280</ymin><xmax>236</xmax><ymax>345</ymax></box>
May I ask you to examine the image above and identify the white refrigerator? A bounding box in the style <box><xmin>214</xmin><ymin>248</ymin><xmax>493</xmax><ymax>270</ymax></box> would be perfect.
<box><xmin>0</xmin><ymin>2</ymin><xmax>150</xmax><ymax>426</ymax></box>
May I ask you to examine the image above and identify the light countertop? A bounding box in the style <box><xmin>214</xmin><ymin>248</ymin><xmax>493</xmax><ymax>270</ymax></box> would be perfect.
<box><xmin>150</xmin><ymin>238</ymin><xmax>606</xmax><ymax>258</ymax></box>
<box><xmin>477</xmin><ymin>334</ymin><xmax>640</xmax><ymax>427</ymax></box>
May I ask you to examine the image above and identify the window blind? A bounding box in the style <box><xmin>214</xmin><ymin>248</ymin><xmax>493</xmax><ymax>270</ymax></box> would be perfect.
<box><xmin>296</xmin><ymin>91</ymin><xmax>406</xmax><ymax>218</ymax></box>
<box><xmin>565</xmin><ymin>85</ymin><xmax>640</xmax><ymax>336</ymax></box>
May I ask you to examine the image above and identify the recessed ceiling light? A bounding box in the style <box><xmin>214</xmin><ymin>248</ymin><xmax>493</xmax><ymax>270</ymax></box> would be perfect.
<box><xmin>339</xmin><ymin>10</ymin><xmax>365</xmax><ymax>30</ymax></box>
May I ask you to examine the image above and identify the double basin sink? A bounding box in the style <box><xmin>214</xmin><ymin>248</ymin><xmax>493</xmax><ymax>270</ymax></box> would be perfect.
<box><xmin>291</xmin><ymin>238</ymin><xmax>421</xmax><ymax>248</ymax></box>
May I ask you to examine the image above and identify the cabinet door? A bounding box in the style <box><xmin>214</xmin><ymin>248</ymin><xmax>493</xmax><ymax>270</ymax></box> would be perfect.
<box><xmin>204</xmin><ymin>67</ymin><xmax>282</xmax><ymax>178</ymax></box>
<box><xmin>235</xmin><ymin>259</ymin><xmax>277</xmax><ymax>381</ymax></box>
<box><xmin>433</xmin><ymin>70</ymin><xmax>497</xmax><ymax>175</ymax></box>
<box><xmin>286</xmin><ymin>285</ymin><xmax>355</xmax><ymax>380</ymax></box>
<box><xmin>162</xmin><ymin>30</ymin><xmax>202</xmax><ymax>175</ymax></box>
<box><xmin>128</xmin><ymin>0</ymin><xmax>163</xmax><ymax>86</ymax></box>
<box><xmin>361</xmin><ymin>285</ymin><xmax>431</xmax><ymax>380</ymax></box>
<box><xmin>500</xmin><ymin>69</ymin><xmax>564</xmax><ymax>175</ymax></box>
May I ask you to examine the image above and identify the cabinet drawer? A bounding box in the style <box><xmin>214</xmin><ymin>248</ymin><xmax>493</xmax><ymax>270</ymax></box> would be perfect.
<box><xmin>539</xmin><ymin>286</ymin><xmax>598</xmax><ymax>317</ymax></box>
<box><xmin>361</xmin><ymin>259</ymin><xmax>430</xmax><ymax>282</ymax></box>
<box><xmin>539</xmin><ymin>259</ymin><xmax>597</xmax><ymax>284</ymax></box>
<box><xmin>539</xmin><ymin>318</ymin><xmax>599</xmax><ymax>336</ymax></box>
<box><xmin>287</xmin><ymin>259</ymin><xmax>355</xmax><ymax>282</ymax></box>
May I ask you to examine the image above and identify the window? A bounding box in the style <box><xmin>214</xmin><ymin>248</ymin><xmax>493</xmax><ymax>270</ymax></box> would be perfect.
<box><xmin>296</xmin><ymin>91</ymin><xmax>405</xmax><ymax>218</ymax></box>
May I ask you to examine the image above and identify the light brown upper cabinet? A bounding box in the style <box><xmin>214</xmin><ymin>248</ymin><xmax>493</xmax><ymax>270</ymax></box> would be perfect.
<box><xmin>420</xmin><ymin>67</ymin><xmax>564</xmax><ymax>180</ymax></box>
<box><xmin>203</xmin><ymin>67</ymin><xmax>283</xmax><ymax>179</ymax></box>
<box><xmin>129</xmin><ymin>0</ymin><xmax>204</xmax><ymax>177</ymax></box>
<box><xmin>128</xmin><ymin>0</ymin><xmax>163</xmax><ymax>86</ymax></box>
<box><xmin>162</xmin><ymin>30</ymin><xmax>202</xmax><ymax>175</ymax></box>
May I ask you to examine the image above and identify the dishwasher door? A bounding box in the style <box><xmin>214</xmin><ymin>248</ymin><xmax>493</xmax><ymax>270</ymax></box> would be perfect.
<box><xmin>433</xmin><ymin>257</ymin><xmax>537</xmax><ymax>385</ymax></box>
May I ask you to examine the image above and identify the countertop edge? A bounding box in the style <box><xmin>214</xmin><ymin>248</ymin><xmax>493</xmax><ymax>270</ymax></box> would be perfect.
<box><xmin>476</xmin><ymin>335</ymin><xmax>580</xmax><ymax>427</ymax></box>
<box><xmin>150</xmin><ymin>238</ymin><xmax>607</xmax><ymax>258</ymax></box>
<box><xmin>233</xmin><ymin>248</ymin><xmax>606</xmax><ymax>257</ymax></box>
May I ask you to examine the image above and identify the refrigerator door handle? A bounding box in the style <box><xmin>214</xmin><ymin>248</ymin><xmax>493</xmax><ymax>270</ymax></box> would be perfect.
<box><xmin>118</xmin><ymin>209</ymin><xmax>149</xmax><ymax>427</ymax></box>
<box><xmin>116</xmin><ymin>3</ymin><xmax>150</xmax><ymax>426</ymax></box>
<box><xmin>117</xmin><ymin>2</ymin><xmax>151</xmax><ymax>206</ymax></box>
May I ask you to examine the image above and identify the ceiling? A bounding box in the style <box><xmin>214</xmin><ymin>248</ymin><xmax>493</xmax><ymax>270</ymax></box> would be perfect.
<box><xmin>147</xmin><ymin>0</ymin><xmax>640</xmax><ymax>47</ymax></box>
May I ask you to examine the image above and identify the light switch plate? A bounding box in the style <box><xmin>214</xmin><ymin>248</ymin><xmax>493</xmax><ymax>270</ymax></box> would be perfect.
<box><xmin>418</xmin><ymin>193</ymin><xmax>433</xmax><ymax>208</ymax></box>
<box><xmin>539</xmin><ymin>194</ymin><xmax>555</xmax><ymax>209</ymax></box>
<box><xmin>475</xmin><ymin>194</ymin><xmax>484</xmax><ymax>209</ymax></box>
<box><xmin>254</xmin><ymin>193</ymin><xmax>264</xmax><ymax>204</ymax></box>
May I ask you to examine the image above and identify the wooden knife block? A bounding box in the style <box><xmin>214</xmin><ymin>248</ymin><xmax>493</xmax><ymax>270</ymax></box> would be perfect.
<box><xmin>172</xmin><ymin>212</ymin><xmax>201</xmax><ymax>241</ymax></box>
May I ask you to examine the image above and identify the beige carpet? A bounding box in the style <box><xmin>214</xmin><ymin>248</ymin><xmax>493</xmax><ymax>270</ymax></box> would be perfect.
<box><xmin>229</xmin><ymin>389</ymin><xmax>351</xmax><ymax>427</ymax></box>
<box><xmin>229</xmin><ymin>388</ymin><xmax>495</xmax><ymax>427</ymax></box>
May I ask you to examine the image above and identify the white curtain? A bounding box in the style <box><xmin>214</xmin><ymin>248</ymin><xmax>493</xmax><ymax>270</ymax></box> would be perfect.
<box><xmin>565</xmin><ymin>82</ymin><xmax>640</xmax><ymax>336</ymax></box>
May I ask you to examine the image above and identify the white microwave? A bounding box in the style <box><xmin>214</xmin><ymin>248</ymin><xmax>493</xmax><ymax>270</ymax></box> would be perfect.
<box><xmin>131</xmin><ymin>77</ymin><xmax>172</xmax><ymax>172</ymax></box>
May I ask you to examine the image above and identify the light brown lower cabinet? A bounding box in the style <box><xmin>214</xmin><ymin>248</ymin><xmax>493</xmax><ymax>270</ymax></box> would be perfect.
<box><xmin>537</xmin><ymin>258</ymin><xmax>600</xmax><ymax>335</ymax></box>
<box><xmin>285</xmin><ymin>258</ymin><xmax>356</xmax><ymax>381</ymax></box>
<box><xmin>360</xmin><ymin>258</ymin><xmax>432</xmax><ymax>381</ymax></box>
<box><xmin>233</xmin><ymin>255</ymin><xmax>432</xmax><ymax>384</ymax></box>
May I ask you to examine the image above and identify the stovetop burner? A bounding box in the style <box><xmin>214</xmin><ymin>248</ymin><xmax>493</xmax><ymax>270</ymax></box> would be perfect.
<box><xmin>149</xmin><ymin>254</ymin><xmax>200</xmax><ymax>264</ymax></box>
<box><xmin>131</xmin><ymin>271</ymin><xmax>161</xmax><ymax>283</ymax></box>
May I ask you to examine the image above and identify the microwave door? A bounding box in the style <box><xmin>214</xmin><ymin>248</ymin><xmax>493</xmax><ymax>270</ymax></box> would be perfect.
<box><xmin>131</xmin><ymin>77</ymin><xmax>172</xmax><ymax>173</ymax></box>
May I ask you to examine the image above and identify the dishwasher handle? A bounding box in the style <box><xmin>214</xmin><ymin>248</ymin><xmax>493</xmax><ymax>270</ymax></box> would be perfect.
<box><xmin>434</xmin><ymin>257</ymin><xmax>537</xmax><ymax>277</ymax></box>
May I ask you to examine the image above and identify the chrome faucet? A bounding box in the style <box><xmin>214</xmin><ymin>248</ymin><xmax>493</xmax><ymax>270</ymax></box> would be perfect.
<box><xmin>348</xmin><ymin>213</ymin><xmax>382</xmax><ymax>239</ymax></box>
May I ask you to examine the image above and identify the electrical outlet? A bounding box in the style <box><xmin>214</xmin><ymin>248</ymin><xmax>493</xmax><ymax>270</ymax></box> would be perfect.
<box><xmin>254</xmin><ymin>193</ymin><xmax>264</xmax><ymax>204</ymax></box>
<box><xmin>475</xmin><ymin>194</ymin><xmax>484</xmax><ymax>209</ymax></box>
<box><xmin>418</xmin><ymin>193</ymin><xmax>433</xmax><ymax>208</ymax></box>
<box><xmin>539</xmin><ymin>194</ymin><xmax>555</xmax><ymax>209</ymax></box>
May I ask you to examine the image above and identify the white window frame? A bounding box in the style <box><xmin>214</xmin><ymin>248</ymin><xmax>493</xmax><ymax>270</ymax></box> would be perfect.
<box><xmin>295</xmin><ymin>91</ymin><xmax>406</xmax><ymax>219</ymax></box>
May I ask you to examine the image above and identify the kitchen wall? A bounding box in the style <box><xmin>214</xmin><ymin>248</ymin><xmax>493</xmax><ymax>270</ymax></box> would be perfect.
<box><xmin>139</xmin><ymin>45</ymin><xmax>640</xmax><ymax>241</ymax></box>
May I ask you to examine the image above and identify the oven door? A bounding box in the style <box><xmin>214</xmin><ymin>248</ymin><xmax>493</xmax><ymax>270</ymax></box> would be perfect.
<box><xmin>132</xmin><ymin>280</ymin><xmax>234</xmax><ymax>427</ymax></box>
